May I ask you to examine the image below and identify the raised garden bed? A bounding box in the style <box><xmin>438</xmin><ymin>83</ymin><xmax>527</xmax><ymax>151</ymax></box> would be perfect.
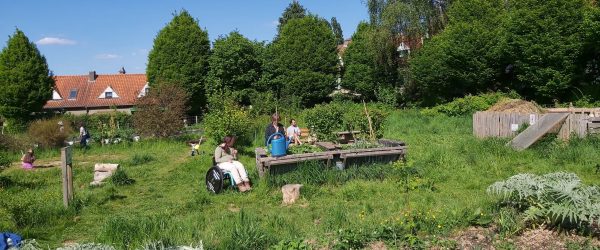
<box><xmin>254</xmin><ymin>139</ymin><xmax>407</xmax><ymax>177</ymax></box>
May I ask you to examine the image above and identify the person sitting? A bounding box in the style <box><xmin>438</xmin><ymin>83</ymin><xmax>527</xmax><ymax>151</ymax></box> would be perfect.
<box><xmin>21</xmin><ymin>148</ymin><xmax>35</xmax><ymax>170</ymax></box>
<box><xmin>214</xmin><ymin>135</ymin><xmax>251</xmax><ymax>192</ymax></box>
<box><xmin>286</xmin><ymin>119</ymin><xmax>302</xmax><ymax>145</ymax></box>
<box><xmin>265</xmin><ymin>113</ymin><xmax>286</xmax><ymax>144</ymax></box>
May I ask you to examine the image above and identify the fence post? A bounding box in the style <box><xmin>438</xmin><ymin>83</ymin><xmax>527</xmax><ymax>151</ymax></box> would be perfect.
<box><xmin>61</xmin><ymin>146</ymin><xmax>74</xmax><ymax>208</ymax></box>
<box><xmin>195</xmin><ymin>116</ymin><xmax>198</xmax><ymax>124</ymax></box>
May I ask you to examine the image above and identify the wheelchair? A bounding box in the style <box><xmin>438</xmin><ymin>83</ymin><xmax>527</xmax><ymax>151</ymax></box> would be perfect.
<box><xmin>205</xmin><ymin>158</ymin><xmax>237</xmax><ymax>194</ymax></box>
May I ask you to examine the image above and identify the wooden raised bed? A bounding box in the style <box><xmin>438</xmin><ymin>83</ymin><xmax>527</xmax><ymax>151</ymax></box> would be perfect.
<box><xmin>255</xmin><ymin>139</ymin><xmax>407</xmax><ymax>177</ymax></box>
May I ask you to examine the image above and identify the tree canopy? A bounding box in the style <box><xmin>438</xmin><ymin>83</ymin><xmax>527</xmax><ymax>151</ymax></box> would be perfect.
<box><xmin>205</xmin><ymin>31</ymin><xmax>263</xmax><ymax>100</ymax></box>
<box><xmin>146</xmin><ymin>10</ymin><xmax>210</xmax><ymax>113</ymax></box>
<box><xmin>0</xmin><ymin>29</ymin><xmax>54</xmax><ymax>126</ymax></box>
<box><xmin>268</xmin><ymin>16</ymin><xmax>339</xmax><ymax>107</ymax></box>
<box><xmin>331</xmin><ymin>17</ymin><xmax>344</xmax><ymax>45</ymax></box>
<box><xmin>277</xmin><ymin>0</ymin><xmax>307</xmax><ymax>34</ymax></box>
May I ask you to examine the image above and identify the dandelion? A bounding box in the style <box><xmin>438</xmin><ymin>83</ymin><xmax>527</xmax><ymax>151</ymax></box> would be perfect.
<box><xmin>438</xmin><ymin>225</ymin><xmax>442</xmax><ymax>228</ymax></box>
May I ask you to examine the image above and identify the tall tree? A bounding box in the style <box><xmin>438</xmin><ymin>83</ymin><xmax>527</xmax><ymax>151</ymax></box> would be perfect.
<box><xmin>0</xmin><ymin>29</ymin><xmax>54</xmax><ymax>126</ymax></box>
<box><xmin>205</xmin><ymin>31</ymin><xmax>263</xmax><ymax>100</ymax></box>
<box><xmin>331</xmin><ymin>17</ymin><xmax>344</xmax><ymax>45</ymax></box>
<box><xmin>343</xmin><ymin>22</ymin><xmax>383</xmax><ymax>100</ymax></box>
<box><xmin>146</xmin><ymin>10</ymin><xmax>210</xmax><ymax>113</ymax></box>
<box><xmin>269</xmin><ymin>16</ymin><xmax>338</xmax><ymax>107</ymax></box>
<box><xmin>277</xmin><ymin>0</ymin><xmax>307</xmax><ymax>33</ymax></box>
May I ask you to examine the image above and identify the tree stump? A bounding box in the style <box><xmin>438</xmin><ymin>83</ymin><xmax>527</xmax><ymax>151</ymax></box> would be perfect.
<box><xmin>282</xmin><ymin>184</ymin><xmax>303</xmax><ymax>205</ymax></box>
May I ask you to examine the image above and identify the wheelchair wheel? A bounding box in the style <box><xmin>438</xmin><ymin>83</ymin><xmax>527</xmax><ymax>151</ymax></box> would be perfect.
<box><xmin>206</xmin><ymin>166</ymin><xmax>224</xmax><ymax>194</ymax></box>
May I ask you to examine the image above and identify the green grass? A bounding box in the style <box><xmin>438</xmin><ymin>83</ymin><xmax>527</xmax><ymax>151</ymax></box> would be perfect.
<box><xmin>1</xmin><ymin>110</ymin><xmax>599</xmax><ymax>249</ymax></box>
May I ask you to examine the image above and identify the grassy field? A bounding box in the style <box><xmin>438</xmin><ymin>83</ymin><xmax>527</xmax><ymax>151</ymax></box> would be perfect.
<box><xmin>1</xmin><ymin>110</ymin><xmax>599</xmax><ymax>249</ymax></box>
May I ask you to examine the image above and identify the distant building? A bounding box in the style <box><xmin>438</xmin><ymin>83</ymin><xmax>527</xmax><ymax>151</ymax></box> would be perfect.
<box><xmin>43</xmin><ymin>70</ymin><xmax>148</xmax><ymax>115</ymax></box>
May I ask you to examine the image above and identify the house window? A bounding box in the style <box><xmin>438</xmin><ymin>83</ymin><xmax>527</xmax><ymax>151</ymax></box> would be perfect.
<box><xmin>105</xmin><ymin>92</ymin><xmax>113</xmax><ymax>99</ymax></box>
<box><xmin>68</xmin><ymin>89</ymin><xmax>78</xmax><ymax>99</ymax></box>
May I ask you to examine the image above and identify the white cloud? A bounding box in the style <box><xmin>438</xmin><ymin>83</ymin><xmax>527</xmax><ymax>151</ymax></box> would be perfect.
<box><xmin>270</xmin><ymin>20</ymin><xmax>278</xmax><ymax>27</ymax></box>
<box><xmin>95</xmin><ymin>53</ymin><xmax>122</xmax><ymax>59</ymax></box>
<box><xmin>36</xmin><ymin>37</ymin><xmax>77</xmax><ymax>45</ymax></box>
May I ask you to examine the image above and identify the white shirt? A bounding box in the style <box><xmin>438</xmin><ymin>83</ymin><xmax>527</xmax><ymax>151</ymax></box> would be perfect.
<box><xmin>287</xmin><ymin>125</ymin><xmax>300</xmax><ymax>137</ymax></box>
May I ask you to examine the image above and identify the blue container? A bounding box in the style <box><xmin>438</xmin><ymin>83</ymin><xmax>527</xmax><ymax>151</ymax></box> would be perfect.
<box><xmin>266</xmin><ymin>132</ymin><xmax>290</xmax><ymax>157</ymax></box>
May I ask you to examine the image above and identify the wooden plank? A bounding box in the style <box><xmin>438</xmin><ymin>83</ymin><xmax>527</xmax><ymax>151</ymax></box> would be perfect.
<box><xmin>589</xmin><ymin>117</ymin><xmax>600</xmax><ymax>122</ymax></box>
<box><xmin>588</xmin><ymin>123</ymin><xmax>600</xmax><ymax>129</ymax></box>
<box><xmin>316</xmin><ymin>141</ymin><xmax>338</xmax><ymax>151</ymax></box>
<box><xmin>255</xmin><ymin>147</ymin><xmax>268</xmax><ymax>157</ymax></box>
<box><xmin>509</xmin><ymin>113</ymin><xmax>569</xmax><ymax>151</ymax></box>
<box><xmin>473</xmin><ymin>112</ymin><xmax>480</xmax><ymax>138</ymax></box>
<box><xmin>340</xmin><ymin>149</ymin><xmax>405</xmax><ymax>159</ymax></box>
<box><xmin>547</xmin><ymin>108</ymin><xmax>600</xmax><ymax>113</ymax></box>
<box><xmin>265</xmin><ymin>155</ymin><xmax>333</xmax><ymax>166</ymax></box>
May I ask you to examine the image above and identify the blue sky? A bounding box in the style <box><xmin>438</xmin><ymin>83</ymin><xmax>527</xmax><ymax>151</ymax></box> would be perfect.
<box><xmin>0</xmin><ymin>1</ymin><xmax>368</xmax><ymax>75</ymax></box>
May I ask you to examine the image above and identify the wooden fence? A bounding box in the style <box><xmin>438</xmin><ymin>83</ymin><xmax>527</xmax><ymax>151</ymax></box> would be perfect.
<box><xmin>473</xmin><ymin>112</ymin><xmax>590</xmax><ymax>140</ymax></box>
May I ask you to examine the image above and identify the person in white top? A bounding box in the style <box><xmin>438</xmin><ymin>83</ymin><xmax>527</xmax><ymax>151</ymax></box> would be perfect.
<box><xmin>286</xmin><ymin>119</ymin><xmax>302</xmax><ymax>145</ymax></box>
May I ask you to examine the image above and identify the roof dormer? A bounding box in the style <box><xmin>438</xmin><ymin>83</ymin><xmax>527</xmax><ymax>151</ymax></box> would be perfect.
<box><xmin>98</xmin><ymin>86</ymin><xmax>119</xmax><ymax>99</ymax></box>
<box><xmin>137</xmin><ymin>83</ymin><xmax>150</xmax><ymax>98</ymax></box>
<box><xmin>52</xmin><ymin>90</ymin><xmax>62</xmax><ymax>100</ymax></box>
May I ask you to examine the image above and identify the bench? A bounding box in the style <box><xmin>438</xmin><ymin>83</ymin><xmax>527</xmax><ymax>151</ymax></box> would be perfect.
<box><xmin>335</xmin><ymin>130</ymin><xmax>361</xmax><ymax>143</ymax></box>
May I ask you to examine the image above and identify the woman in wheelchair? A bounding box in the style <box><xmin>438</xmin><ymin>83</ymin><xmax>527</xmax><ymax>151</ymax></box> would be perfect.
<box><xmin>214</xmin><ymin>135</ymin><xmax>252</xmax><ymax>192</ymax></box>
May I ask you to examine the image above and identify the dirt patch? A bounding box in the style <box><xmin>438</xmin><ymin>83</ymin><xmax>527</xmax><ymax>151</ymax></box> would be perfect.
<box><xmin>366</xmin><ymin>241</ymin><xmax>388</xmax><ymax>250</ymax></box>
<box><xmin>487</xmin><ymin>99</ymin><xmax>544</xmax><ymax>114</ymax></box>
<box><xmin>452</xmin><ymin>226</ymin><xmax>495</xmax><ymax>249</ymax></box>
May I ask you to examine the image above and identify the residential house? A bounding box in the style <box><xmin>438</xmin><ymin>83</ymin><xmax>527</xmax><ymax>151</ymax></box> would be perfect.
<box><xmin>44</xmin><ymin>70</ymin><xmax>148</xmax><ymax>115</ymax></box>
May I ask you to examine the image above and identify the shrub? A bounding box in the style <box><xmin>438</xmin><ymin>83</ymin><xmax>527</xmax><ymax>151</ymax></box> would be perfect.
<box><xmin>487</xmin><ymin>172</ymin><xmax>600</xmax><ymax>230</ymax></box>
<box><xmin>27</xmin><ymin>118</ymin><xmax>73</xmax><ymax>148</ymax></box>
<box><xmin>0</xmin><ymin>153</ymin><xmax>11</xmax><ymax>171</ymax></box>
<box><xmin>133</xmin><ymin>83</ymin><xmax>189</xmax><ymax>138</ymax></box>
<box><xmin>203</xmin><ymin>94</ymin><xmax>252</xmax><ymax>145</ymax></box>
<box><xmin>421</xmin><ymin>92</ymin><xmax>520</xmax><ymax>116</ymax></box>
<box><xmin>302</xmin><ymin>102</ymin><xmax>389</xmax><ymax>141</ymax></box>
<box><xmin>222</xmin><ymin>211</ymin><xmax>273</xmax><ymax>250</ymax></box>
<box><xmin>110</xmin><ymin>168</ymin><xmax>135</xmax><ymax>186</ymax></box>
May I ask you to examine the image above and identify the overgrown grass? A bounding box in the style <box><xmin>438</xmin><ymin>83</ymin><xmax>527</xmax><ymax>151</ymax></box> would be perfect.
<box><xmin>0</xmin><ymin>109</ymin><xmax>599</xmax><ymax>249</ymax></box>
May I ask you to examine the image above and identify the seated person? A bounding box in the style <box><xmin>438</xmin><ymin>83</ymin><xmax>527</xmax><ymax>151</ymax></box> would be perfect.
<box><xmin>21</xmin><ymin>148</ymin><xmax>35</xmax><ymax>170</ymax></box>
<box><xmin>265</xmin><ymin>113</ymin><xmax>286</xmax><ymax>144</ymax></box>
<box><xmin>286</xmin><ymin>119</ymin><xmax>302</xmax><ymax>145</ymax></box>
<box><xmin>214</xmin><ymin>135</ymin><xmax>251</xmax><ymax>192</ymax></box>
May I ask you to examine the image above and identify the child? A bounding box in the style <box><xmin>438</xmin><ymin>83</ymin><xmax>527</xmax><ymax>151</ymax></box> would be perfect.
<box><xmin>21</xmin><ymin>148</ymin><xmax>35</xmax><ymax>170</ymax></box>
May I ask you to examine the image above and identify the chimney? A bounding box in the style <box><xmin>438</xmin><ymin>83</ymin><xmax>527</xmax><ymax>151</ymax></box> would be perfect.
<box><xmin>118</xmin><ymin>67</ymin><xmax>126</xmax><ymax>74</ymax></box>
<box><xmin>88</xmin><ymin>71</ymin><xmax>97</xmax><ymax>82</ymax></box>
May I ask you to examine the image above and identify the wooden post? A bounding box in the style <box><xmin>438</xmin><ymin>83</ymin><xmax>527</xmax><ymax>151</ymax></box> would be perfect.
<box><xmin>195</xmin><ymin>116</ymin><xmax>198</xmax><ymax>124</ymax></box>
<box><xmin>362</xmin><ymin>100</ymin><xmax>375</xmax><ymax>141</ymax></box>
<box><xmin>61</xmin><ymin>146</ymin><xmax>74</xmax><ymax>208</ymax></box>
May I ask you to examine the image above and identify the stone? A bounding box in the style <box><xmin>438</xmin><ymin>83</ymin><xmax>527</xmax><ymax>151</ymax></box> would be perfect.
<box><xmin>282</xmin><ymin>184</ymin><xmax>303</xmax><ymax>205</ymax></box>
<box><xmin>94</xmin><ymin>163</ymin><xmax>119</xmax><ymax>172</ymax></box>
<box><xmin>90</xmin><ymin>163</ymin><xmax>119</xmax><ymax>186</ymax></box>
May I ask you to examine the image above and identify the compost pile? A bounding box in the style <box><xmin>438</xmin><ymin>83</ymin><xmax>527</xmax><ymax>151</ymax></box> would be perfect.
<box><xmin>487</xmin><ymin>99</ymin><xmax>544</xmax><ymax>114</ymax></box>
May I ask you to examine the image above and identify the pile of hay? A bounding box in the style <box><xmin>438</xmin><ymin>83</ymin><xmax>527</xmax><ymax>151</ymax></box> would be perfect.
<box><xmin>487</xmin><ymin>99</ymin><xmax>544</xmax><ymax>114</ymax></box>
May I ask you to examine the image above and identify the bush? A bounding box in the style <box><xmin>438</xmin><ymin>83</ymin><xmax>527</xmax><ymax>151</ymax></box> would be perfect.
<box><xmin>0</xmin><ymin>133</ymin><xmax>33</xmax><ymax>152</ymax></box>
<box><xmin>133</xmin><ymin>83</ymin><xmax>189</xmax><ymax>138</ymax></box>
<box><xmin>488</xmin><ymin>172</ymin><xmax>600</xmax><ymax>230</ymax></box>
<box><xmin>27</xmin><ymin>118</ymin><xmax>73</xmax><ymax>148</ymax></box>
<box><xmin>421</xmin><ymin>92</ymin><xmax>519</xmax><ymax>116</ymax></box>
<box><xmin>203</xmin><ymin>94</ymin><xmax>252</xmax><ymax>145</ymax></box>
<box><xmin>110</xmin><ymin>168</ymin><xmax>135</xmax><ymax>186</ymax></box>
<box><xmin>303</xmin><ymin>102</ymin><xmax>389</xmax><ymax>141</ymax></box>
<box><xmin>0</xmin><ymin>153</ymin><xmax>11</xmax><ymax>171</ymax></box>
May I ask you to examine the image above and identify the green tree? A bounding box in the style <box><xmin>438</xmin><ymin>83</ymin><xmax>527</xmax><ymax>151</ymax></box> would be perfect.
<box><xmin>269</xmin><ymin>16</ymin><xmax>338</xmax><ymax>107</ymax></box>
<box><xmin>277</xmin><ymin>0</ymin><xmax>307</xmax><ymax>33</ymax></box>
<box><xmin>205</xmin><ymin>31</ymin><xmax>263</xmax><ymax>101</ymax></box>
<box><xmin>331</xmin><ymin>17</ymin><xmax>344</xmax><ymax>45</ymax></box>
<box><xmin>146</xmin><ymin>10</ymin><xmax>210</xmax><ymax>113</ymax></box>
<box><xmin>407</xmin><ymin>0</ymin><xmax>505</xmax><ymax>106</ymax></box>
<box><xmin>343</xmin><ymin>22</ymin><xmax>383</xmax><ymax>100</ymax></box>
<box><xmin>0</xmin><ymin>29</ymin><xmax>54</xmax><ymax>127</ymax></box>
<box><xmin>501</xmin><ymin>0</ymin><xmax>586</xmax><ymax>103</ymax></box>
<box><xmin>579</xmin><ymin>4</ymin><xmax>600</xmax><ymax>99</ymax></box>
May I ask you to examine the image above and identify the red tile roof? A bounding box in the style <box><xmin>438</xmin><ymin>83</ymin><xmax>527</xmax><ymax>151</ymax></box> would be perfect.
<box><xmin>44</xmin><ymin>73</ymin><xmax>147</xmax><ymax>109</ymax></box>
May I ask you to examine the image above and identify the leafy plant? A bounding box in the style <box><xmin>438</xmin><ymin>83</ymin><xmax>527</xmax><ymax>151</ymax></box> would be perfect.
<box><xmin>203</xmin><ymin>94</ymin><xmax>252</xmax><ymax>145</ymax></box>
<box><xmin>110</xmin><ymin>169</ymin><xmax>135</xmax><ymax>186</ymax></box>
<box><xmin>0</xmin><ymin>153</ymin><xmax>11</xmax><ymax>171</ymax></box>
<box><xmin>269</xmin><ymin>239</ymin><xmax>309</xmax><ymax>250</ymax></box>
<box><xmin>133</xmin><ymin>83</ymin><xmax>189</xmax><ymax>138</ymax></box>
<box><xmin>487</xmin><ymin>172</ymin><xmax>600</xmax><ymax>230</ymax></box>
<box><xmin>421</xmin><ymin>92</ymin><xmax>519</xmax><ymax>117</ymax></box>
